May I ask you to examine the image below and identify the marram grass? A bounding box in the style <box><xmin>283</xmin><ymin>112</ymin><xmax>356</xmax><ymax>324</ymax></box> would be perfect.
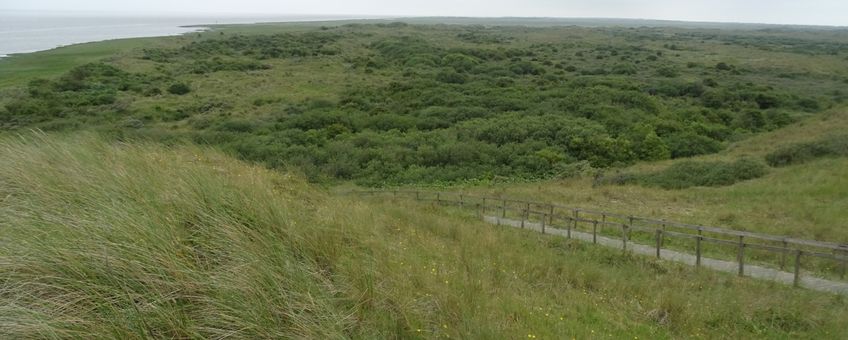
<box><xmin>1</xmin><ymin>133</ymin><xmax>847</xmax><ymax>339</ymax></box>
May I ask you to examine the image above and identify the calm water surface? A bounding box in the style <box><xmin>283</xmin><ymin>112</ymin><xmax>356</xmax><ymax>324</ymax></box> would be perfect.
<box><xmin>0</xmin><ymin>12</ymin><xmax>378</xmax><ymax>57</ymax></box>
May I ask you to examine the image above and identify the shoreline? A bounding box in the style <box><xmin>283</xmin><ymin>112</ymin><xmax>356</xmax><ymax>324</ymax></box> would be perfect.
<box><xmin>0</xmin><ymin>15</ymin><xmax>387</xmax><ymax>59</ymax></box>
<box><xmin>0</xmin><ymin>28</ymin><xmax>204</xmax><ymax>59</ymax></box>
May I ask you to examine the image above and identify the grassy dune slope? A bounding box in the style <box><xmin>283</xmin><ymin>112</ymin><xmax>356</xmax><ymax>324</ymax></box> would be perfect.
<box><xmin>0</xmin><ymin>36</ymin><xmax>188</xmax><ymax>88</ymax></box>
<box><xmin>1</xmin><ymin>133</ymin><xmax>847</xmax><ymax>339</ymax></box>
<box><xmin>461</xmin><ymin>108</ymin><xmax>848</xmax><ymax>242</ymax></box>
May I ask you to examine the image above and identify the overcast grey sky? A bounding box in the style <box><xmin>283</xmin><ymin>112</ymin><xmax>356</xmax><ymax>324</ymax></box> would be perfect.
<box><xmin>2</xmin><ymin>0</ymin><xmax>846</xmax><ymax>27</ymax></box>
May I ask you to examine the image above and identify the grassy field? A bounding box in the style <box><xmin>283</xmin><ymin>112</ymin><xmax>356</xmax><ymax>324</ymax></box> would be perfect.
<box><xmin>0</xmin><ymin>36</ymin><xmax>189</xmax><ymax>88</ymax></box>
<box><xmin>1</xmin><ymin>133</ymin><xmax>847</xmax><ymax>339</ymax></box>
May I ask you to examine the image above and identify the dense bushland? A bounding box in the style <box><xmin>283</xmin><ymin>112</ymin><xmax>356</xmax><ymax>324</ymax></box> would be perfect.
<box><xmin>1</xmin><ymin>23</ymin><xmax>842</xmax><ymax>185</ymax></box>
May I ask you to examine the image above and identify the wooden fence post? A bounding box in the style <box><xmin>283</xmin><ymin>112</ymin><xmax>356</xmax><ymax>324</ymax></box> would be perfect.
<box><xmin>737</xmin><ymin>236</ymin><xmax>745</xmax><ymax>277</ymax></box>
<box><xmin>521</xmin><ymin>208</ymin><xmax>527</xmax><ymax>229</ymax></box>
<box><xmin>592</xmin><ymin>220</ymin><xmax>598</xmax><ymax>244</ymax></box>
<box><xmin>794</xmin><ymin>250</ymin><xmax>802</xmax><ymax>287</ymax></box>
<box><xmin>570</xmin><ymin>210</ymin><xmax>577</xmax><ymax>239</ymax></box>
<box><xmin>695</xmin><ymin>235</ymin><xmax>702</xmax><ymax>267</ymax></box>
<box><xmin>622</xmin><ymin>224</ymin><xmax>628</xmax><ymax>251</ymax></box>
<box><xmin>565</xmin><ymin>209</ymin><xmax>578</xmax><ymax>238</ymax></box>
<box><xmin>541</xmin><ymin>212</ymin><xmax>546</xmax><ymax>234</ymax></box>
<box><xmin>601</xmin><ymin>214</ymin><xmax>606</xmax><ymax>233</ymax></box>
<box><xmin>415</xmin><ymin>191</ymin><xmax>420</xmax><ymax>201</ymax></box>
<box><xmin>436</xmin><ymin>193</ymin><xmax>441</xmax><ymax>203</ymax></box>
<box><xmin>459</xmin><ymin>194</ymin><xmax>464</xmax><ymax>208</ymax></box>
<box><xmin>502</xmin><ymin>200</ymin><xmax>507</xmax><ymax>218</ymax></box>
<box><xmin>548</xmin><ymin>205</ymin><xmax>554</xmax><ymax>225</ymax></box>
<box><xmin>656</xmin><ymin>229</ymin><xmax>662</xmax><ymax>259</ymax></box>
<box><xmin>780</xmin><ymin>240</ymin><xmax>788</xmax><ymax>270</ymax></box>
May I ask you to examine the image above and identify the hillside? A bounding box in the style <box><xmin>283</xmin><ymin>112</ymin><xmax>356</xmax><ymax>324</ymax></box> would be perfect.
<box><xmin>457</xmin><ymin>108</ymin><xmax>848</xmax><ymax>242</ymax></box>
<box><xmin>2</xmin><ymin>21</ymin><xmax>848</xmax><ymax>185</ymax></box>
<box><xmin>1</xmin><ymin>133</ymin><xmax>847</xmax><ymax>338</ymax></box>
<box><xmin>2</xmin><ymin>18</ymin><xmax>848</xmax><ymax>338</ymax></box>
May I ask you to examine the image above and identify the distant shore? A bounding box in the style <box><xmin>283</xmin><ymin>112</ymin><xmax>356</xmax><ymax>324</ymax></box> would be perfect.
<box><xmin>0</xmin><ymin>12</ymin><xmax>383</xmax><ymax>58</ymax></box>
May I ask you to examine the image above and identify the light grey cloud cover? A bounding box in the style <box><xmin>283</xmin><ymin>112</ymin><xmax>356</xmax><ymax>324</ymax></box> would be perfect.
<box><xmin>2</xmin><ymin>0</ymin><xmax>846</xmax><ymax>26</ymax></box>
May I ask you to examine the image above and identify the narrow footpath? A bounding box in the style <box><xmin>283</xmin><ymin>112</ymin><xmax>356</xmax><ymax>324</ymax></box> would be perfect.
<box><xmin>484</xmin><ymin>216</ymin><xmax>848</xmax><ymax>296</ymax></box>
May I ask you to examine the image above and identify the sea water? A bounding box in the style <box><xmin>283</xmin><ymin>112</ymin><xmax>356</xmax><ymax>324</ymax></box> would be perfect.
<box><xmin>0</xmin><ymin>11</ymin><xmax>378</xmax><ymax>57</ymax></box>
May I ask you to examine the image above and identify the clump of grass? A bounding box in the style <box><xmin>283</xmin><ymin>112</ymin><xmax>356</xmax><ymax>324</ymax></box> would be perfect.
<box><xmin>765</xmin><ymin>134</ymin><xmax>848</xmax><ymax>167</ymax></box>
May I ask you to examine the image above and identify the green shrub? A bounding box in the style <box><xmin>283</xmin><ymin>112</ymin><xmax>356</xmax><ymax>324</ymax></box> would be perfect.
<box><xmin>765</xmin><ymin>135</ymin><xmax>848</xmax><ymax>167</ymax></box>
<box><xmin>598</xmin><ymin>158</ymin><xmax>767</xmax><ymax>189</ymax></box>
<box><xmin>167</xmin><ymin>83</ymin><xmax>191</xmax><ymax>95</ymax></box>
<box><xmin>656</xmin><ymin>66</ymin><xmax>679</xmax><ymax>77</ymax></box>
<box><xmin>665</xmin><ymin>132</ymin><xmax>723</xmax><ymax>158</ymax></box>
<box><xmin>640</xmin><ymin>158</ymin><xmax>768</xmax><ymax>189</ymax></box>
<box><xmin>509</xmin><ymin>61</ymin><xmax>545</xmax><ymax>75</ymax></box>
<box><xmin>612</xmin><ymin>64</ymin><xmax>637</xmax><ymax>75</ymax></box>
<box><xmin>217</xmin><ymin>119</ymin><xmax>257</xmax><ymax>133</ymax></box>
<box><xmin>592</xmin><ymin>171</ymin><xmax>639</xmax><ymax>187</ymax></box>
<box><xmin>188</xmin><ymin>59</ymin><xmax>270</xmax><ymax>74</ymax></box>
<box><xmin>436</xmin><ymin>70</ymin><xmax>468</xmax><ymax>84</ymax></box>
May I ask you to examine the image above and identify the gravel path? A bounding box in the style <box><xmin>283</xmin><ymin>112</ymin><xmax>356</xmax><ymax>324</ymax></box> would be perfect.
<box><xmin>484</xmin><ymin>215</ymin><xmax>848</xmax><ymax>296</ymax></box>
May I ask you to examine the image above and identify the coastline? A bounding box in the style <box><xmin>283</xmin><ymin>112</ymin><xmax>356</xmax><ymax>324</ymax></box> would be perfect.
<box><xmin>0</xmin><ymin>28</ymin><xmax>204</xmax><ymax>59</ymax></box>
<box><xmin>0</xmin><ymin>15</ymin><xmax>385</xmax><ymax>87</ymax></box>
<box><xmin>0</xmin><ymin>13</ymin><xmax>385</xmax><ymax>59</ymax></box>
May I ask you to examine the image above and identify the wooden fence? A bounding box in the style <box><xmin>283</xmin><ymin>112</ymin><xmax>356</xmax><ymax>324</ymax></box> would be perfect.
<box><xmin>350</xmin><ymin>190</ymin><xmax>848</xmax><ymax>287</ymax></box>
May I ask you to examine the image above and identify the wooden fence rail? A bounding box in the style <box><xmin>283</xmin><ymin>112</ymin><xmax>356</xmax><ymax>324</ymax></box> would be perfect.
<box><xmin>348</xmin><ymin>190</ymin><xmax>848</xmax><ymax>287</ymax></box>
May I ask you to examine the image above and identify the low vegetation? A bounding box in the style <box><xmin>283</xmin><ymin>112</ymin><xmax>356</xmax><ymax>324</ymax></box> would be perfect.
<box><xmin>2</xmin><ymin>19</ymin><xmax>848</xmax><ymax>338</ymax></box>
<box><xmin>2</xmin><ymin>21</ymin><xmax>845</xmax><ymax>185</ymax></box>
<box><xmin>765</xmin><ymin>134</ymin><xmax>848</xmax><ymax>167</ymax></box>
<box><xmin>599</xmin><ymin>158</ymin><xmax>768</xmax><ymax>189</ymax></box>
<box><xmin>1</xmin><ymin>133</ymin><xmax>847</xmax><ymax>338</ymax></box>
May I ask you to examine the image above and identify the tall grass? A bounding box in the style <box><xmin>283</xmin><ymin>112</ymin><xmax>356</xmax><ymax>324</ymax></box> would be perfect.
<box><xmin>2</xmin><ymin>133</ymin><xmax>847</xmax><ymax>338</ymax></box>
<box><xmin>0</xmin><ymin>132</ymin><xmax>355</xmax><ymax>338</ymax></box>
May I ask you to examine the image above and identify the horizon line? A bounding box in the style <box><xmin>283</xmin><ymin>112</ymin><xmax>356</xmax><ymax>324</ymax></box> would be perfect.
<box><xmin>1</xmin><ymin>9</ymin><xmax>846</xmax><ymax>29</ymax></box>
